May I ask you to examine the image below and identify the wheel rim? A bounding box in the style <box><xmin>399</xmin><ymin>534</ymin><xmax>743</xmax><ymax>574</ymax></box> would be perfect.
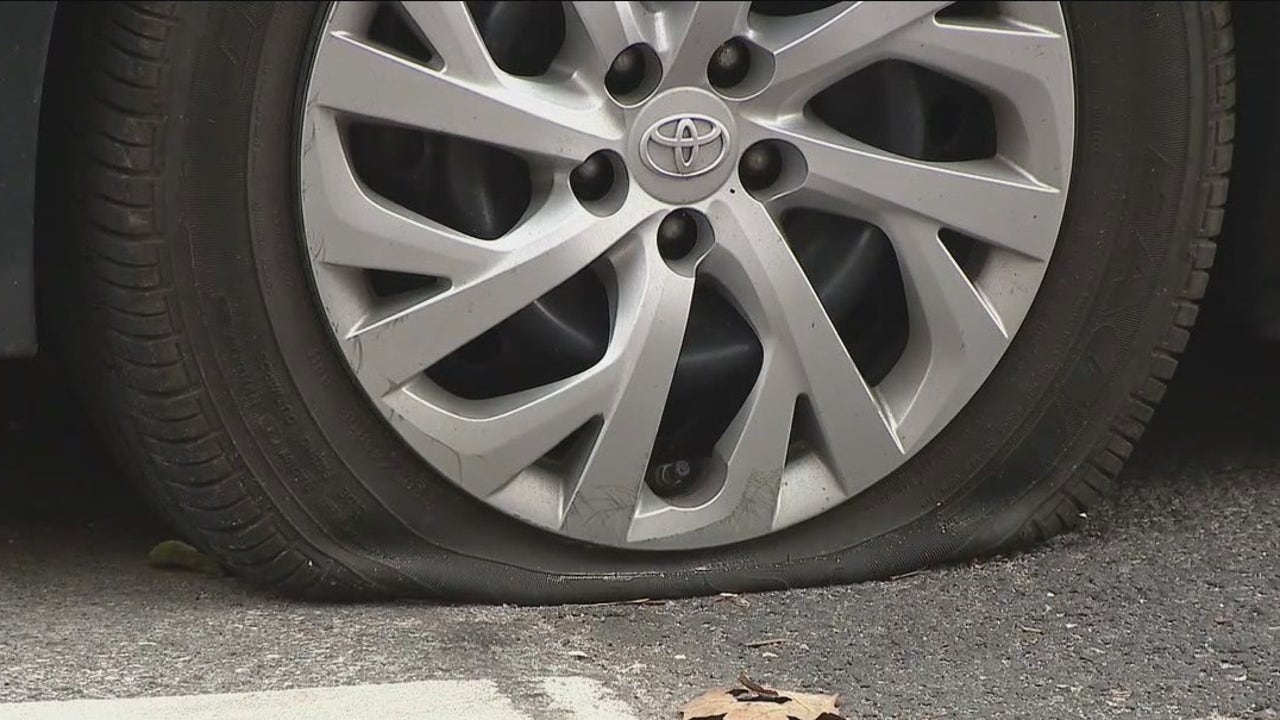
<box><xmin>297</xmin><ymin>1</ymin><xmax>1075</xmax><ymax>549</ymax></box>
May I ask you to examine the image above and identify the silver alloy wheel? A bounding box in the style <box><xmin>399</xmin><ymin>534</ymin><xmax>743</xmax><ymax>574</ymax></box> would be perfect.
<box><xmin>297</xmin><ymin>1</ymin><xmax>1075</xmax><ymax>549</ymax></box>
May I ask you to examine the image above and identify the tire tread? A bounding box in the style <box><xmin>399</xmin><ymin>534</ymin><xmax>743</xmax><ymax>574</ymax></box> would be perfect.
<box><xmin>1015</xmin><ymin>1</ymin><xmax>1236</xmax><ymax>544</ymax></box>
<box><xmin>68</xmin><ymin>1</ymin><xmax>364</xmax><ymax>598</ymax></box>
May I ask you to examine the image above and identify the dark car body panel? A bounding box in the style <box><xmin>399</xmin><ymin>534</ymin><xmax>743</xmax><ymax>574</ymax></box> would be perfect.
<box><xmin>0</xmin><ymin>2</ymin><xmax>56</xmax><ymax>357</ymax></box>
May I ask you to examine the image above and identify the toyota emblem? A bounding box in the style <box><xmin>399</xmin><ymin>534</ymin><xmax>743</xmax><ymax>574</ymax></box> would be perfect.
<box><xmin>640</xmin><ymin>114</ymin><xmax>728</xmax><ymax>178</ymax></box>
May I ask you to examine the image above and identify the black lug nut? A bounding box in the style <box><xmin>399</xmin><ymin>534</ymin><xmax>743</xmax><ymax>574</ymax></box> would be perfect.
<box><xmin>571</xmin><ymin>152</ymin><xmax>615</xmax><ymax>203</ymax></box>
<box><xmin>707</xmin><ymin>38</ymin><xmax>751</xmax><ymax>89</ymax></box>
<box><xmin>739</xmin><ymin>141</ymin><xmax>783</xmax><ymax>192</ymax></box>
<box><xmin>657</xmin><ymin>209</ymin><xmax>699</xmax><ymax>260</ymax></box>
<box><xmin>606</xmin><ymin>44</ymin><xmax>648</xmax><ymax>97</ymax></box>
<box><xmin>648</xmin><ymin>459</ymin><xmax>697</xmax><ymax>498</ymax></box>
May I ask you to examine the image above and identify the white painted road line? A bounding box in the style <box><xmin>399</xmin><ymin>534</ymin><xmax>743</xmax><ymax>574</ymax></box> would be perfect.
<box><xmin>0</xmin><ymin>677</ymin><xmax>642</xmax><ymax>720</ymax></box>
<box><xmin>541</xmin><ymin>676</ymin><xmax>641</xmax><ymax>720</ymax></box>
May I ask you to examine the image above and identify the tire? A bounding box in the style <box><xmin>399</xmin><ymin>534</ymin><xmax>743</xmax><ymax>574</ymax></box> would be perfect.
<box><xmin>55</xmin><ymin>1</ymin><xmax>1233</xmax><ymax>602</ymax></box>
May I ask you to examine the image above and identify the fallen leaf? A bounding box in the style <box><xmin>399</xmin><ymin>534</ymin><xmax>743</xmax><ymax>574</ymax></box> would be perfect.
<box><xmin>146</xmin><ymin>540</ymin><xmax>224</xmax><ymax>577</ymax></box>
<box><xmin>680</xmin><ymin>686</ymin><xmax>842</xmax><ymax>720</ymax></box>
<box><xmin>566</xmin><ymin>650</ymin><xmax>590</xmax><ymax>660</ymax></box>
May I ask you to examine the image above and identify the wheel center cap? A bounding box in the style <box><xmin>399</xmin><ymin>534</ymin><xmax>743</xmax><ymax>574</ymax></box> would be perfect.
<box><xmin>628</xmin><ymin>89</ymin><xmax>737</xmax><ymax>204</ymax></box>
<box><xmin>641</xmin><ymin>114</ymin><xmax>728</xmax><ymax>178</ymax></box>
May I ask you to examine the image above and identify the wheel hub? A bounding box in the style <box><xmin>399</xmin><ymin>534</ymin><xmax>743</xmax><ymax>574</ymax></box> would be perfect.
<box><xmin>629</xmin><ymin>89</ymin><xmax>737</xmax><ymax>203</ymax></box>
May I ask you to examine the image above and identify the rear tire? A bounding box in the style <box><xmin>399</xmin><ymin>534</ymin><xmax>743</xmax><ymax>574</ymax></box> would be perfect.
<box><xmin>55</xmin><ymin>1</ymin><xmax>1233</xmax><ymax>602</ymax></box>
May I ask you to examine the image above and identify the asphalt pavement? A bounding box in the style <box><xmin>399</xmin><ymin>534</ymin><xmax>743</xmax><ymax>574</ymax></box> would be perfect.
<box><xmin>1</xmin><ymin>325</ymin><xmax>1278</xmax><ymax>719</ymax></box>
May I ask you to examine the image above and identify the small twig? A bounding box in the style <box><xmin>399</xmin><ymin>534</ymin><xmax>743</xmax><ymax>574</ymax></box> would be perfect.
<box><xmin>744</xmin><ymin>638</ymin><xmax>791</xmax><ymax>648</ymax></box>
<box><xmin>738</xmin><ymin>672</ymin><xmax>778</xmax><ymax>697</ymax></box>
<box><xmin>1018</xmin><ymin>625</ymin><xmax>1044</xmax><ymax>634</ymax></box>
<box><xmin>581</xmin><ymin>597</ymin><xmax>665</xmax><ymax>607</ymax></box>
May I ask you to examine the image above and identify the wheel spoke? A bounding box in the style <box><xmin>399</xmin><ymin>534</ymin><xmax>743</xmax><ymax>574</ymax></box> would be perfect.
<box><xmin>707</xmin><ymin>350</ymin><xmax>796</xmax><ymax>535</ymax></box>
<box><xmin>703</xmin><ymin>198</ymin><xmax>904</xmax><ymax>493</ymax></box>
<box><xmin>756</xmin><ymin>118</ymin><xmax>1061</xmax><ymax>261</ymax></box>
<box><xmin>624</xmin><ymin>348</ymin><xmax>796</xmax><ymax>545</ymax></box>
<box><xmin>397</xmin><ymin>1</ymin><xmax>498</xmax><ymax>81</ymax></box>
<box><xmin>658</xmin><ymin>1</ymin><xmax>751</xmax><ymax>88</ymax></box>
<box><xmin>310</xmin><ymin>30</ymin><xmax>621</xmax><ymax>163</ymax></box>
<box><xmin>385</xmin><ymin>371</ymin><xmax>612</xmax><ymax>496</ymax></box>
<box><xmin>747</xmin><ymin>1</ymin><xmax>951</xmax><ymax>113</ymax></box>
<box><xmin>877</xmin><ymin>213</ymin><xmax>1009</xmax><ymax>450</ymax></box>
<box><xmin>347</xmin><ymin>194</ymin><xmax>656</xmax><ymax>388</ymax></box>
<box><xmin>884</xmin><ymin>12</ymin><xmax>1073</xmax><ymax>183</ymax></box>
<box><xmin>565</xmin><ymin>1</ymin><xmax>656</xmax><ymax>72</ymax></box>
<box><xmin>303</xmin><ymin>115</ymin><xmax>504</xmax><ymax>280</ymax></box>
<box><xmin>561</xmin><ymin>238</ymin><xmax>697</xmax><ymax>543</ymax></box>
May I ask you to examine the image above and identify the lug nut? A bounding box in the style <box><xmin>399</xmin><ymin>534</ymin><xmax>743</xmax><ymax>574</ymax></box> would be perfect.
<box><xmin>648</xmin><ymin>459</ymin><xmax>697</xmax><ymax>498</ymax></box>
<box><xmin>739</xmin><ymin>141</ymin><xmax>783</xmax><ymax>192</ymax></box>
<box><xmin>571</xmin><ymin>152</ymin><xmax>615</xmax><ymax>203</ymax></box>
<box><xmin>606</xmin><ymin>44</ymin><xmax>648</xmax><ymax>97</ymax></box>
<box><xmin>657</xmin><ymin>209</ymin><xmax>699</xmax><ymax>261</ymax></box>
<box><xmin>707</xmin><ymin>38</ymin><xmax>751</xmax><ymax>89</ymax></box>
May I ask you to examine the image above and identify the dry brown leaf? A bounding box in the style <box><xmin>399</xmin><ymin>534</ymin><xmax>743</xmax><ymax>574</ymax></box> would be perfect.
<box><xmin>680</xmin><ymin>687</ymin><xmax>842</xmax><ymax>720</ymax></box>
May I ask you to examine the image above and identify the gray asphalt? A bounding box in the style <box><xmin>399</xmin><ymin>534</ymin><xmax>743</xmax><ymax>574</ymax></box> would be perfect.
<box><xmin>2</xmin><ymin>328</ymin><xmax>1278</xmax><ymax>719</ymax></box>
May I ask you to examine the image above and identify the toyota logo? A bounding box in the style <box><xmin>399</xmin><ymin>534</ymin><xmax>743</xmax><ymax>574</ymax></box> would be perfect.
<box><xmin>640</xmin><ymin>114</ymin><xmax>728</xmax><ymax>178</ymax></box>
